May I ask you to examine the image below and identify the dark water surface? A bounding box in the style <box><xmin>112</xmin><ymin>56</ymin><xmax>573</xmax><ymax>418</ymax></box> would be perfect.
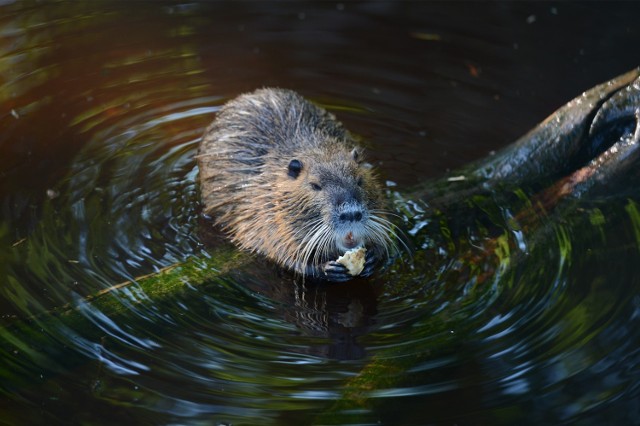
<box><xmin>1</xmin><ymin>2</ymin><xmax>640</xmax><ymax>425</ymax></box>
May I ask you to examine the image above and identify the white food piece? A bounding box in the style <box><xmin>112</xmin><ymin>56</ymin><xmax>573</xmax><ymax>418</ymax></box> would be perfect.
<box><xmin>336</xmin><ymin>247</ymin><xmax>367</xmax><ymax>276</ymax></box>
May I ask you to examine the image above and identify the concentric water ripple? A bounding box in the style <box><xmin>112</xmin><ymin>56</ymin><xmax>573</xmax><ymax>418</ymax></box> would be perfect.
<box><xmin>1</xmin><ymin>2</ymin><xmax>640</xmax><ymax>425</ymax></box>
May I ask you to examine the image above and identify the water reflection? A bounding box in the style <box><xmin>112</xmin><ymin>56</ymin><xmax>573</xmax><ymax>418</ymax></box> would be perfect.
<box><xmin>1</xmin><ymin>1</ymin><xmax>640</xmax><ymax>425</ymax></box>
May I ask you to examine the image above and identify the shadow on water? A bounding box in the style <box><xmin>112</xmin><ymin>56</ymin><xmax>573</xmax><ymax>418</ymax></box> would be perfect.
<box><xmin>1</xmin><ymin>1</ymin><xmax>640</xmax><ymax>425</ymax></box>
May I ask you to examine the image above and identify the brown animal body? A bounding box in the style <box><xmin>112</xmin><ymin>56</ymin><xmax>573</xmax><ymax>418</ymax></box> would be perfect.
<box><xmin>197</xmin><ymin>88</ymin><xmax>396</xmax><ymax>282</ymax></box>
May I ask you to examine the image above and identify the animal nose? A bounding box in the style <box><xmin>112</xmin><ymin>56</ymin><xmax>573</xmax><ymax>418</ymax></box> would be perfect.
<box><xmin>339</xmin><ymin>210</ymin><xmax>363</xmax><ymax>222</ymax></box>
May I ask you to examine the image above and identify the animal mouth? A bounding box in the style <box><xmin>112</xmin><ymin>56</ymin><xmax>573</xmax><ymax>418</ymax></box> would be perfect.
<box><xmin>339</xmin><ymin>231</ymin><xmax>363</xmax><ymax>252</ymax></box>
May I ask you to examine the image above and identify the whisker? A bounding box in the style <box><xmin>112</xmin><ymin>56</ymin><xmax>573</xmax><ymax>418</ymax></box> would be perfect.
<box><xmin>370</xmin><ymin>208</ymin><xmax>405</xmax><ymax>221</ymax></box>
<box><xmin>367</xmin><ymin>221</ymin><xmax>393</xmax><ymax>258</ymax></box>
<box><xmin>316</xmin><ymin>226</ymin><xmax>335</xmax><ymax>265</ymax></box>
<box><xmin>301</xmin><ymin>223</ymin><xmax>329</xmax><ymax>272</ymax></box>
<box><xmin>368</xmin><ymin>215</ymin><xmax>411</xmax><ymax>258</ymax></box>
<box><xmin>285</xmin><ymin>219</ymin><xmax>325</xmax><ymax>272</ymax></box>
<box><xmin>369</xmin><ymin>212</ymin><xmax>401</xmax><ymax>229</ymax></box>
<box><xmin>292</xmin><ymin>219</ymin><xmax>323</xmax><ymax>241</ymax></box>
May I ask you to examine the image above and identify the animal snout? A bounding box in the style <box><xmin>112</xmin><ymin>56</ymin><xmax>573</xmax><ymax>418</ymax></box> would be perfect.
<box><xmin>339</xmin><ymin>209</ymin><xmax>363</xmax><ymax>223</ymax></box>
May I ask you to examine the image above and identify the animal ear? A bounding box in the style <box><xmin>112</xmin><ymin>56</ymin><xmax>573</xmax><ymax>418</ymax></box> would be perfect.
<box><xmin>351</xmin><ymin>148</ymin><xmax>363</xmax><ymax>163</ymax></box>
<box><xmin>287</xmin><ymin>159</ymin><xmax>303</xmax><ymax>178</ymax></box>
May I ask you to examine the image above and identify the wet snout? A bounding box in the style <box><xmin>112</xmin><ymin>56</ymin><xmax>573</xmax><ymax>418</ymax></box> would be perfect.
<box><xmin>339</xmin><ymin>210</ymin><xmax>363</xmax><ymax>223</ymax></box>
<box><xmin>335</xmin><ymin>202</ymin><xmax>366</xmax><ymax>252</ymax></box>
<box><xmin>337</xmin><ymin>201</ymin><xmax>364</xmax><ymax>223</ymax></box>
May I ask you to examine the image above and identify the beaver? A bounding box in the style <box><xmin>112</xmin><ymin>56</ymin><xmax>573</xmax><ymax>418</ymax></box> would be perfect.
<box><xmin>197</xmin><ymin>88</ymin><xmax>398</xmax><ymax>282</ymax></box>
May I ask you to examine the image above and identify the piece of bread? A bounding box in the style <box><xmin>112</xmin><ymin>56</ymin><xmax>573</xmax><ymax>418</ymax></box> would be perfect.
<box><xmin>336</xmin><ymin>247</ymin><xmax>366</xmax><ymax>276</ymax></box>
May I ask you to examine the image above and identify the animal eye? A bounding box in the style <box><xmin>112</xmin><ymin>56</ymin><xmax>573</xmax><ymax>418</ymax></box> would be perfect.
<box><xmin>310</xmin><ymin>183</ymin><xmax>322</xmax><ymax>191</ymax></box>
<box><xmin>351</xmin><ymin>148</ymin><xmax>362</xmax><ymax>163</ymax></box>
<box><xmin>356</xmin><ymin>176</ymin><xmax>363</xmax><ymax>187</ymax></box>
<box><xmin>288</xmin><ymin>159</ymin><xmax>302</xmax><ymax>178</ymax></box>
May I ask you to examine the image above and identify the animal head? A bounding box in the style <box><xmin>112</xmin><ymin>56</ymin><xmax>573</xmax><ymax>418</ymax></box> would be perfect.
<box><xmin>272</xmin><ymin>143</ymin><xmax>393</xmax><ymax>266</ymax></box>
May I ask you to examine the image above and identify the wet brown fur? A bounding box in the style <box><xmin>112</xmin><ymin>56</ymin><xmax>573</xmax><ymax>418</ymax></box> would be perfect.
<box><xmin>197</xmin><ymin>88</ymin><xmax>395</xmax><ymax>277</ymax></box>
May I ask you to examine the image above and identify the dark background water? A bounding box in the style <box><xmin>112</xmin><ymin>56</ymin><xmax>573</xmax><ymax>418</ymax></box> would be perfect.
<box><xmin>1</xmin><ymin>1</ymin><xmax>640</xmax><ymax>425</ymax></box>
